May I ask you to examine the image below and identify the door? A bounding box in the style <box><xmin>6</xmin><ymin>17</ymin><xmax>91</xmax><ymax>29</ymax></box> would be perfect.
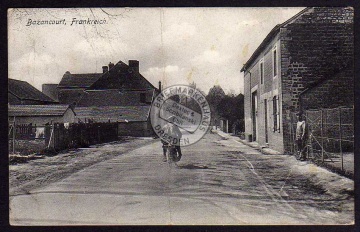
<box><xmin>264</xmin><ymin>99</ymin><xmax>268</xmax><ymax>143</ymax></box>
<box><xmin>251</xmin><ymin>91</ymin><xmax>257</xmax><ymax>141</ymax></box>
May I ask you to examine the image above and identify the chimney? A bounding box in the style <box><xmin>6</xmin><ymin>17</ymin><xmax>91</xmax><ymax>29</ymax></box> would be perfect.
<box><xmin>158</xmin><ymin>81</ymin><xmax>162</xmax><ymax>92</ymax></box>
<box><xmin>108</xmin><ymin>62</ymin><xmax>115</xmax><ymax>70</ymax></box>
<box><xmin>129</xmin><ymin>60</ymin><xmax>139</xmax><ymax>72</ymax></box>
<box><xmin>102</xmin><ymin>66</ymin><xmax>108</xmax><ymax>73</ymax></box>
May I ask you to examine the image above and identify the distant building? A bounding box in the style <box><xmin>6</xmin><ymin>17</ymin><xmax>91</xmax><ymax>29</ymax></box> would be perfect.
<box><xmin>8</xmin><ymin>105</ymin><xmax>75</xmax><ymax>126</ymax></box>
<box><xmin>241</xmin><ymin>7</ymin><xmax>354</xmax><ymax>153</ymax></box>
<box><xmin>9</xmin><ymin>79</ymin><xmax>58</xmax><ymax>105</ymax></box>
<box><xmin>44</xmin><ymin>60</ymin><xmax>160</xmax><ymax>137</ymax></box>
<box><xmin>56</xmin><ymin>60</ymin><xmax>158</xmax><ymax>107</ymax></box>
<box><xmin>57</xmin><ymin>72</ymin><xmax>102</xmax><ymax>105</ymax></box>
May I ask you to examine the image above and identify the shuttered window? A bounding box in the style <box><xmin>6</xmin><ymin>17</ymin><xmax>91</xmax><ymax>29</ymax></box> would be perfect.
<box><xmin>272</xmin><ymin>95</ymin><xmax>280</xmax><ymax>132</ymax></box>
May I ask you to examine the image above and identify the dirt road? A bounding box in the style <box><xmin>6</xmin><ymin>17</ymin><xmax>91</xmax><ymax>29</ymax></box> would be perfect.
<box><xmin>9</xmin><ymin>133</ymin><xmax>354</xmax><ymax>225</ymax></box>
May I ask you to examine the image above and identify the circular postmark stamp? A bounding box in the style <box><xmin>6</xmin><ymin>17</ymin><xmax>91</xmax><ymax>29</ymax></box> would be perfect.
<box><xmin>150</xmin><ymin>85</ymin><xmax>211</xmax><ymax>147</ymax></box>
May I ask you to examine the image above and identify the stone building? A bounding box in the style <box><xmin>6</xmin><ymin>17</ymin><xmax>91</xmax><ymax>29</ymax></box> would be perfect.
<box><xmin>241</xmin><ymin>7</ymin><xmax>354</xmax><ymax>153</ymax></box>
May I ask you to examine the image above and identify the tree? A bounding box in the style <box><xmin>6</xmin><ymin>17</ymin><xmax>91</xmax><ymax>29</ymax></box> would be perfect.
<box><xmin>206</xmin><ymin>85</ymin><xmax>226</xmax><ymax>104</ymax></box>
<box><xmin>206</xmin><ymin>85</ymin><xmax>226</xmax><ymax>126</ymax></box>
<box><xmin>179</xmin><ymin>81</ymin><xmax>203</xmax><ymax>113</ymax></box>
<box><xmin>217</xmin><ymin>93</ymin><xmax>245</xmax><ymax>134</ymax></box>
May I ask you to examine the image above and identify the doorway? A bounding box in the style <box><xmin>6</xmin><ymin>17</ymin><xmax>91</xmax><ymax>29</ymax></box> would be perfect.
<box><xmin>251</xmin><ymin>91</ymin><xmax>257</xmax><ymax>141</ymax></box>
<box><xmin>264</xmin><ymin>99</ymin><xmax>268</xmax><ymax>143</ymax></box>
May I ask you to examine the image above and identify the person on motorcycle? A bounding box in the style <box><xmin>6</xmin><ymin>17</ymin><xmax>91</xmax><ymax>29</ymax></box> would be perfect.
<box><xmin>161</xmin><ymin>116</ymin><xmax>183</xmax><ymax>162</ymax></box>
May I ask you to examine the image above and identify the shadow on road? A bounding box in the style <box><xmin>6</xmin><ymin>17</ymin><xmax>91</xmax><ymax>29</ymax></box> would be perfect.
<box><xmin>177</xmin><ymin>164</ymin><xmax>212</xmax><ymax>169</ymax></box>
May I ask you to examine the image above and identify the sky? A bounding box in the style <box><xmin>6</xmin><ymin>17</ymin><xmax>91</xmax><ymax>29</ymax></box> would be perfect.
<box><xmin>8</xmin><ymin>7</ymin><xmax>304</xmax><ymax>94</ymax></box>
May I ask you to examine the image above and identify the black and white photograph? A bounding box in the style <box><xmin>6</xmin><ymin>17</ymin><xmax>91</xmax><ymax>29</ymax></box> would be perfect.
<box><xmin>7</xmin><ymin>7</ymin><xmax>354</xmax><ymax>225</ymax></box>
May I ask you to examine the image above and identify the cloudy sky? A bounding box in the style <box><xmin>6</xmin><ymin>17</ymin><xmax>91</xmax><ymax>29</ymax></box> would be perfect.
<box><xmin>8</xmin><ymin>7</ymin><xmax>304</xmax><ymax>94</ymax></box>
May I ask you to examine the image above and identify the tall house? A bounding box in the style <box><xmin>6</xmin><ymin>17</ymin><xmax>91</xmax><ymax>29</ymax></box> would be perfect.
<box><xmin>241</xmin><ymin>7</ymin><xmax>354</xmax><ymax>153</ymax></box>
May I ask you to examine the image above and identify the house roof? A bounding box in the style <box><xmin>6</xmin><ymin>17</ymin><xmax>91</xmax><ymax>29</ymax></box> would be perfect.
<box><xmin>74</xmin><ymin>105</ymin><xmax>151</xmax><ymax>122</ymax></box>
<box><xmin>8</xmin><ymin>105</ymin><xmax>73</xmax><ymax>117</ymax></box>
<box><xmin>58</xmin><ymin>73</ymin><xmax>102</xmax><ymax>88</ymax></box>
<box><xmin>58</xmin><ymin>61</ymin><xmax>157</xmax><ymax>91</ymax></box>
<box><xmin>89</xmin><ymin>61</ymin><xmax>157</xmax><ymax>90</ymax></box>
<box><xmin>8</xmin><ymin>79</ymin><xmax>57</xmax><ymax>103</ymax></box>
<box><xmin>241</xmin><ymin>7</ymin><xmax>310</xmax><ymax>72</ymax></box>
<box><xmin>133</xmin><ymin>72</ymin><xmax>157</xmax><ymax>90</ymax></box>
<box><xmin>76</xmin><ymin>89</ymin><xmax>126</xmax><ymax>106</ymax></box>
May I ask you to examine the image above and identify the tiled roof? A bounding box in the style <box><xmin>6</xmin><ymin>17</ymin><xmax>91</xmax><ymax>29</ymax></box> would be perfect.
<box><xmin>8</xmin><ymin>92</ymin><xmax>22</xmax><ymax>104</ymax></box>
<box><xmin>8</xmin><ymin>79</ymin><xmax>57</xmax><ymax>102</ymax></box>
<box><xmin>58</xmin><ymin>73</ymin><xmax>102</xmax><ymax>88</ymax></box>
<box><xmin>76</xmin><ymin>89</ymin><xmax>138</xmax><ymax>107</ymax></box>
<box><xmin>76</xmin><ymin>90</ymin><xmax>123</xmax><ymax>106</ymax></box>
<box><xmin>74</xmin><ymin>105</ymin><xmax>150</xmax><ymax>122</ymax></box>
<box><xmin>8</xmin><ymin>105</ymin><xmax>72</xmax><ymax>117</ymax></box>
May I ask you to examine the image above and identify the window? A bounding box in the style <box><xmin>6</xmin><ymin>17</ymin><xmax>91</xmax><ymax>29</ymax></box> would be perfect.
<box><xmin>264</xmin><ymin>99</ymin><xmax>268</xmax><ymax>143</ymax></box>
<box><xmin>273</xmin><ymin>47</ymin><xmax>277</xmax><ymax>77</ymax></box>
<box><xmin>272</xmin><ymin>95</ymin><xmax>280</xmax><ymax>132</ymax></box>
<box><xmin>140</xmin><ymin>93</ymin><xmax>146</xmax><ymax>103</ymax></box>
<box><xmin>260</xmin><ymin>60</ymin><xmax>264</xmax><ymax>84</ymax></box>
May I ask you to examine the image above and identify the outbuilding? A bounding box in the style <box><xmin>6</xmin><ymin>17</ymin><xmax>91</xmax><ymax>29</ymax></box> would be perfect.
<box><xmin>8</xmin><ymin>104</ymin><xmax>76</xmax><ymax>126</ymax></box>
<box><xmin>74</xmin><ymin>105</ymin><xmax>153</xmax><ymax>137</ymax></box>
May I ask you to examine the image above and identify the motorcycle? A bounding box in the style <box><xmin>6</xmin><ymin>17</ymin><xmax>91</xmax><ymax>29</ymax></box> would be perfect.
<box><xmin>163</xmin><ymin>143</ymin><xmax>180</xmax><ymax>166</ymax></box>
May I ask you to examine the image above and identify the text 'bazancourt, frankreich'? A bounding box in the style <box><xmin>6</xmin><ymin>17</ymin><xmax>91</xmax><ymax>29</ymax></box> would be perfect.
<box><xmin>26</xmin><ymin>18</ymin><xmax>107</xmax><ymax>26</ymax></box>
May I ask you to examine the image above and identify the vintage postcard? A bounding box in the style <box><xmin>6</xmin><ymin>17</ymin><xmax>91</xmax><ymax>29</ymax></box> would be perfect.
<box><xmin>8</xmin><ymin>7</ymin><xmax>354</xmax><ymax>225</ymax></box>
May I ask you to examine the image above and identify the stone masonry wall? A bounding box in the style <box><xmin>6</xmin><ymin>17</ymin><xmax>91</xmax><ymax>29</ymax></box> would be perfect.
<box><xmin>280</xmin><ymin>7</ymin><xmax>354</xmax><ymax>153</ymax></box>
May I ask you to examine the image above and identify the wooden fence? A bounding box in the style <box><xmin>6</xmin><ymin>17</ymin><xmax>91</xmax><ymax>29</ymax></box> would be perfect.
<box><xmin>8</xmin><ymin>123</ymin><xmax>39</xmax><ymax>140</ymax></box>
<box><xmin>45</xmin><ymin>122</ymin><xmax>119</xmax><ymax>151</ymax></box>
<box><xmin>289</xmin><ymin>107</ymin><xmax>353</xmax><ymax>176</ymax></box>
<box><xmin>9</xmin><ymin>122</ymin><xmax>47</xmax><ymax>155</ymax></box>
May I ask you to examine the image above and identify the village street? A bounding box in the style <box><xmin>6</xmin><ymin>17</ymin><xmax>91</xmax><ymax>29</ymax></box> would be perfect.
<box><xmin>9</xmin><ymin>132</ymin><xmax>353</xmax><ymax>225</ymax></box>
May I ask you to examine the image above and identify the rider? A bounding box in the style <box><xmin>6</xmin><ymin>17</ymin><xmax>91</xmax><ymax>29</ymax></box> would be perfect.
<box><xmin>161</xmin><ymin>115</ymin><xmax>183</xmax><ymax>162</ymax></box>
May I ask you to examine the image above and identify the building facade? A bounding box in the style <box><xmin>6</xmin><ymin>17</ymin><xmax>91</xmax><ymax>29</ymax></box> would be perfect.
<box><xmin>241</xmin><ymin>7</ymin><xmax>354</xmax><ymax>153</ymax></box>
